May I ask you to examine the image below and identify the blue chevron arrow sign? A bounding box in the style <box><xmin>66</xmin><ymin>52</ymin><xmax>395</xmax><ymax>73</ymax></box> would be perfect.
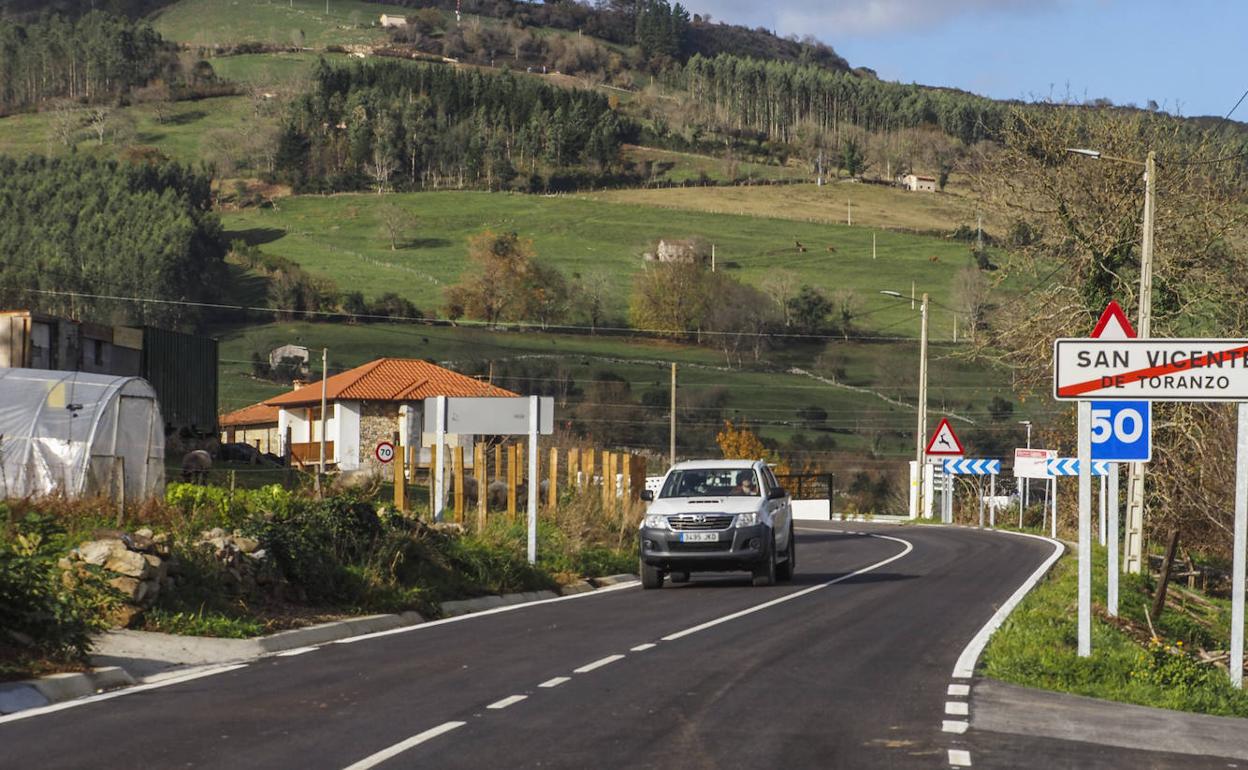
<box><xmin>942</xmin><ymin>459</ymin><xmax>1002</xmax><ymax>475</ymax></box>
<box><xmin>1046</xmin><ymin>458</ymin><xmax>1110</xmax><ymax>477</ymax></box>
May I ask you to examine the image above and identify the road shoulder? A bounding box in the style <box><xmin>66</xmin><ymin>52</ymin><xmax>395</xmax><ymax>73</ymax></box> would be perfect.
<box><xmin>972</xmin><ymin>678</ymin><xmax>1248</xmax><ymax>761</ymax></box>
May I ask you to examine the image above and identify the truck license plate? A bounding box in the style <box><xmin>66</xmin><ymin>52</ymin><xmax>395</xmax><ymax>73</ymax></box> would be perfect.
<box><xmin>681</xmin><ymin>532</ymin><xmax>719</xmax><ymax>543</ymax></box>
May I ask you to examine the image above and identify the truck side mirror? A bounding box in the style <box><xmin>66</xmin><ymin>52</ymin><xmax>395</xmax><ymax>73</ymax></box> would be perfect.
<box><xmin>640</xmin><ymin>489</ymin><xmax>654</xmax><ymax>502</ymax></box>
<box><xmin>768</xmin><ymin>487</ymin><xmax>787</xmax><ymax>500</ymax></box>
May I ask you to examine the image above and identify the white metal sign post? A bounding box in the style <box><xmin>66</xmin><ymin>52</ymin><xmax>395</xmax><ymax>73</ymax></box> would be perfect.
<box><xmin>1233</xmin><ymin>403</ymin><xmax>1247</xmax><ymax>689</ymax></box>
<box><xmin>424</xmin><ymin>396</ymin><xmax>555</xmax><ymax>564</ymax></box>
<box><xmin>1108</xmin><ymin>463</ymin><xmax>1120</xmax><ymax>617</ymax></box>
<box><xmin>1078</xmin><ymin>402</ymin><xmax>1092</xmax><ymax>657</ymax></box>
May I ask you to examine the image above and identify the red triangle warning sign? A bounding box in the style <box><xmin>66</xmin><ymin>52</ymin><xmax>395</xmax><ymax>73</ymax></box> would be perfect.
<box><xmin>1090</xmin><ymin>300</ymin><xmax>1136</xmax><ymax>340</ymax></box>
<box><xmin>926</xmin><ymin>418</ymin><xmax>965</xmax><ymax>456</ymax></box>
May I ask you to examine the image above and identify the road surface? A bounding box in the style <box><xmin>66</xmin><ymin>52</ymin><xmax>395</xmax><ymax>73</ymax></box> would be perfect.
<box><xmin>5</xmin><ymin>523</ymin><xmax>1232</xmax><ymax>769</ymax></box>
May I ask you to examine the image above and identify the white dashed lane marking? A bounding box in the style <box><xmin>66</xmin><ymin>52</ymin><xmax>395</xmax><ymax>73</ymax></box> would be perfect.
<box><xmin>342</xmin><ymin>721</ymin><xmax>466</xmax><ymax>770</ymax></box>
<box><xmin>947</xmin><ymin>683</ymin><xmax>970</xmax><ymax>697</ymax></box>
<box><xmin>538</xmin><ymin>677</ymin><xmax>570</xmax><ymax>688</ymax></box>
<box><xmin>573</xmin><ymin>654</ymin><xmax>625</xmax><ymax>674</ymax></box>
<box><xmin>630</xmin><ymin>643</ymin><xmax>656</xmax><ymax>652</ymax></box>
<box><xmin>942</xmin><ymin>720</ymin><xmax>969</xmax><ymax>734</ymax></box>
<box><xmin>948</xmin><ymin>748</ymin><xmax>972</xmax><ymax>767</ymax></box>
<box><xmin>945</xmin><ymin>701</ymin><xmax>969</xmax><ymax>716</ymax></box>
<box><xmin>486</xmin><ymin>695</ymin><xmax>527</xmax><ymax>710</ymax></box>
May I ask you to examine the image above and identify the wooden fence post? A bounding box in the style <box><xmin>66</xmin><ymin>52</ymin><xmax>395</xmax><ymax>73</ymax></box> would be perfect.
<box><xmin>583</xmin><ymin>448</ymin><xmax>595</xmax><ymax>492</ymax></box>
<box><xmin>621</xmin><ymin>455</ymin><xmax>631</xmax><ymax>509</ymax></box>
<box><xmin>393</xmin><ymin>430</ymin><xmax>406</xmax><ymax>513</ymax></box>
<box><xmin>494</xmin><ymin>444</ymin><xmax>502</xmax><ymax>482</ymax></box>
<box><xmin>601</xmin><ymin>450</ymin><xmax>612</xmax><ymax>510</ymax></box>
<box><xmin>507</xmin><ymin>443</ymin><xmax>518</xmax><ymax>521</ymax></box>
<box><xmin>548</xmin><ymin>447</ymin><xmax>559</xmax><ymax>511</ymax></box>
<box><xmin>476</xmin><ymin>443</ymin><xmax>487</xmax><ymax>532</ymax></box>
<box><xmin>453</xmin><ymin>446</ymin><xmax>465</xmax><ymax>523</ymax></box>
<box><xmin>568</xmin><ymin>447</ymin><xmax>580</xmax><ymax>490</ymax></box>
<box><xmin>284</xmin><ymin>426</ymin><xmax>293</xmax><ymax>488</ymax></box>
<box><xmin>427</xmin><ymin>443</ymin><xmax>436</xmax><ymax>513</ymax></box>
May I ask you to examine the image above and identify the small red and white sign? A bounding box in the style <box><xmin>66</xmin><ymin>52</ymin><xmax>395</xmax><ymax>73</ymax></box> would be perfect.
<box><xmin>925</xmin><ymin>418</ymin><xmax>965</xmax><ymax>456</ymax></box>
<box><xmin>1090</xmin><ymin>300</ymin><xmax>1136</xmax><ymax>340</ymax></box>
<box><xmin>375</xmin><ymin>441</ymin><xmax>396</xmax><ymax>464</ymax></box>
<box><xmin>1014</xmin><ymin>448</ymin><xmax>1056</xmax><ymax>479</ymax></box>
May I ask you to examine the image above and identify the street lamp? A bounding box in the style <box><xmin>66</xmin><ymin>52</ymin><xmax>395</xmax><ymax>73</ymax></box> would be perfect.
<box><xmin>881</xmin><ymin>290</ymin><xmax>929</xmax><ymax>518</ymax></box>
<box><xmin>1065</xmin><ymin>147</ymin><xmax>1156</xmax><ymax>575</ymax></box>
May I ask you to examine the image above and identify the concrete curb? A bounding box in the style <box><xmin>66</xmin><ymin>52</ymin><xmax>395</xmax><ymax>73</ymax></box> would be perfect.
<box><xmin>589</xmin><ymin>573</ymin><xmax>639</xmax><ymax>587</ymax></box>
<box><xmin>0</xmin><ymin>666</ymin><xmax>134</xmax><ymax>715</ymax></box>
<box><xmin>4</xmin><ymin>578</ymin><xmax>637</xmax><ymax>716</ymax></box>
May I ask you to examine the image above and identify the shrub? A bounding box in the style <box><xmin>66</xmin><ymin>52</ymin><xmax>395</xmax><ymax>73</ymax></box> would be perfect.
<box><xmin>0</xmin><ymin>510</ymin><xmax>109</xmax><ymax>668</ymax></box>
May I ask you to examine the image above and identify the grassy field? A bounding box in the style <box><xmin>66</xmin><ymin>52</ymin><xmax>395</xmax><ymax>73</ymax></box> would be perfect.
<box><xmin>214</xmin><ymin>318</ymin><xmax>1030</xmax><ymax>461</ymax></box>
<box><xmin>222</xmin><ymin>190</ymin><xmax>998</xmax><ymax>333</ymax></box>
<box><xmin>206</xmin><ymin>50</ymin><xmax>350</xmax><ymax>87</ymax></box>
<box><xmin>0</xmin><ymin>95</ymin><xmax>263</xmax><ymax>164</ymax></box>
<box><xmin>150</xmin><ymin>0</ymin><xmax>395</xmax><ymax>47</ymax></box>
<box><xmin>589</xmin><ymin>181</ymin><xmax>1001</xmax><ymax>238</ymax></box>
<box><xmin>981</xmin><ymin>539</ymin><xmax>1248</xmax><ymax>717</ymax></box>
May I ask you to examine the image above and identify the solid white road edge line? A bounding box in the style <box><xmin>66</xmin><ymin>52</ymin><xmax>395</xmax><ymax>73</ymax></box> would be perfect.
<box><xmin>630</xmin><ymin>643</ymin><xmax>656</xmax><ymax>652</ymax></box>
<box><xmin>945</xmin><ymin>701</ymin><xmax>969</xmax><ymax>716</ymax></box>
<box><xmin>275</xmin><ymin>646</ymin><xmax>318</xmax><ymax>657</ymax></box>
<box><xmin>341</xmin><ymin>721</ymin><xmax>466</xmax><ymax>770</ymax></box>
<box><xmin>0</xmin><ymin>664</ymin><xmax>250</xmax><ymax>726</ymax></box>
<box><xmin>486</xmin><ymin>695</ymin><xmax>527</xmax><ymax>710</ymax></box>
<box><xmin>538</xmin><ymin>677</ymin><xmax>570</xmax><ymax>688</ymax></box>
<box><xmin>942</xmin><ymin>720</ymin><xmax>969</xmax><ymax>734</ymax></box>
<box><xmin>948</xmin><ymin>748</ymin><xmax>972</xmax><ymax>766</ymax></box>
<box><xmin>335</xmin><ymin>582</ymin><xmax>640</xmax><ymax>645</ymax></box>
<box><xmin>660</xmin><ymin>534</ymin><xmax>914</xmax><ymax>642</ymax></box>
<box><xmin>951</xmin><ymin>530</ymin><xmax>1065</xmax><ymax>679</ymax></box>
<box><xmin>573</xmin><ymin>654</ymin><xmax>625</xmax><ymax>674</ymax></box>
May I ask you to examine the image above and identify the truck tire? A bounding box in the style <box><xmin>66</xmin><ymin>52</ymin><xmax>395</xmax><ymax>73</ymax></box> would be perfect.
<box><xmin>641</xmin><ymin>561</ymin><xmax>664</xmax><ymax>589</ymax></box>
<box><xmin>776</xmin><ymin>526</ymin><xmax>796</xmax><ymax>582</ymax></box>
<box><xmin>751</xmin><ymin>535</ymin><xmax>776</xmax><ymax>587</ymax></box>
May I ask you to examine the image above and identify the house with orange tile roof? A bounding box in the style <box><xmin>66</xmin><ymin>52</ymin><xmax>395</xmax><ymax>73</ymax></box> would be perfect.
<box><xmin>220</xmin><ymin>401</ymin><xmax>280</xmax><ymax>454</ymax></box>
<box><xmin>223</xmin><ymin>358</ymin><xmax>517</xmax><ymax>472</ymax></box>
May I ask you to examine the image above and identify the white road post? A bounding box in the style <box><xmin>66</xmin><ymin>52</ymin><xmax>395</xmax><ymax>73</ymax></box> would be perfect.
<box><xmin>1051</xmin><ymin>477</ymin><xmax>1058</xmax><ymax>539</ymax></box>
<box><xmin>1078</xmin><ymin>401</ymin><xmax>1093</xmax><ymax>657</ymax></box>
<box><xmin>1231</xmin><ymin>402</ymin><xmax>1247</xmax><ymax>688</ymax></box>
<box><xmin>1108</xmin><ymin>463</ymin><xmax>1120</xmax><ymax>617</ymax></box>
<box><xmin>978</xmin><ymin>477</ymin><xmax>984</xmax><ymax>529</ymax></box>
<box><xmin>434</xmin><ymin>395</ymin><xmax>447</xmax><ymax>522</ymax></box>
<box><xmin>1099</xmin><ymin>474</ymin><xmax>1107</xmax><ymax>546</ymax></box>
<box><xmin>990</xmin><ymin>473</ymin><xmax>996</xmax><ymax>528</ymax></box>
<box><xmin>527</xmin><ymin>395</ymin><xmax>539</xmax><ymax>565</ymax></box>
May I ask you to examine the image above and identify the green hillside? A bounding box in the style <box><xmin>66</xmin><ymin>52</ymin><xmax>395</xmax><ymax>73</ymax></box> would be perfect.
<box><xmin>222</xmin><ymin>189</ymin><xmax>996</xmax><ymax>332</ymax></box>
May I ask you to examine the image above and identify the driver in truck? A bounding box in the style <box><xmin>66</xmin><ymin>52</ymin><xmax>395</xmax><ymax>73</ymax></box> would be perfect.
<box><xmin>734</xmin><ymin>471</ymin><xmax>758</xmax><ymax>496</ymax></box>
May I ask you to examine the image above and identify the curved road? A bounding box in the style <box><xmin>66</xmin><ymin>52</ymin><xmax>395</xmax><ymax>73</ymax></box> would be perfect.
<box><xmin>1</xmin><ymin>523</ymin><xmax>1061</xmax><ymax>768</ymax></box>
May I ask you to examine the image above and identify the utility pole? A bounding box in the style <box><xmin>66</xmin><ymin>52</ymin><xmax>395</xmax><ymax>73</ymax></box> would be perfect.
<box><xmin>711</xmin><ymin>244</ymin><xmax>716</xmax><ymax>272</ymax></box>
<box><xmin>669</xmin><ymin>363</ymin><xmax>677</xmax><ymax>468</ymax></box>
<box><xmin>1125</xmin><ymin>150</ymin><xmax>1155</xmax><ymax>575</ymax></box>
<box><xmin>872</xmin><ymin>231</ymin><xmax>876</xmax><ymax>260</ymax></box>
<box><xmin>317</xmin><ymin>347</ymin><xmax>327</xmax><ymax>498</ymax></box>
<box><xmin>847</xmin><ymin>200</ymin><xmax>852</xmax><ymax>226</ymax></box>
<box><xmin>916</xmin><ymin>293</ymin><xmax>929</xmax><ymax>517</ymax></box>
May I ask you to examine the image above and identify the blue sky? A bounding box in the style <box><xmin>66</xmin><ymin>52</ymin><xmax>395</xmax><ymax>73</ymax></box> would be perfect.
<box><xmin>685</xmin><ymin>0</ymin><xmax>1243</xmax><ymax>119</ymax></box>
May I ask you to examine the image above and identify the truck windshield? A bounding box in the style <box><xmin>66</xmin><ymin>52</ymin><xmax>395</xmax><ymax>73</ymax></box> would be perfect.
<box><xmin>660</xmin><ymin>468</ymin><xmax>758</xmax><ymax>498</ymax></box>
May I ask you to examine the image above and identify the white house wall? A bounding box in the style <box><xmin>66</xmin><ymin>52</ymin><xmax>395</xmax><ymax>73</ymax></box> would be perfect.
<box><xmin>336</xmin><ymin>400</ymin><xmax>361</xmax><ymax>470</ymax></box>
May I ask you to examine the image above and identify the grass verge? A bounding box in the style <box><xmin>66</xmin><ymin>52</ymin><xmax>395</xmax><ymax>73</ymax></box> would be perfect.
<box><xmin>981</xmin><ymin>538</ymin><xmax>1248</xmax><ymax>717</ymax></box>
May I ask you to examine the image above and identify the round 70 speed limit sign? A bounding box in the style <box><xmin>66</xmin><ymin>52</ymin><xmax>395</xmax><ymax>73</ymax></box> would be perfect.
<box><xmin>375</xmin><ymin>441</ymin><xmax>396</xmax><ymax>464</ymax></box>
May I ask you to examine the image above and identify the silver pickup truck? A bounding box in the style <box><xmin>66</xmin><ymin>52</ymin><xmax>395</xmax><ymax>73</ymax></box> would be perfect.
<box><xmin>638</xmin><ymin>459</ymin><xmax>794</xmax><ymax>588</ymax></box>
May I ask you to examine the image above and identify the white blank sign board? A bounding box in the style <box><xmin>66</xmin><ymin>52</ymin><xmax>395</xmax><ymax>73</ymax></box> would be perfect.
<box><xmin>423</xmin><ymin>396</ymin><xmax>555</xmax><ymax>435</ymax></box>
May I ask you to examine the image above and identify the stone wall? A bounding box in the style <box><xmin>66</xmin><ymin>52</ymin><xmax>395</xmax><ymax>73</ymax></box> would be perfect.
<box><xmin>359</xmin><ymin>401</ymin><xmax>401</xmax><ymax>475</ymax></box>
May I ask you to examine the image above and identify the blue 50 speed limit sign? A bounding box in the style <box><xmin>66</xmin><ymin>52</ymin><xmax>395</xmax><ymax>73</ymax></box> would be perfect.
<box><xmin>1090</xmin><ymin>401</ymin><xmax>1151</xmax><ymax>462</ymax></box>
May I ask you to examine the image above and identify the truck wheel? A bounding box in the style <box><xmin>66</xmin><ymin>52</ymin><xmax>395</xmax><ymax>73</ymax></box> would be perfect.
<box><xmin>751</xmin><ymin>536</ymin><xmax>776</xmax><ymax>587</ymax></box>
<box><xmin>669</xmin><ymin>571</ymin><xmax>690</xmax><ymax>584</ymax></box>
<box><xmin>641</xmin><ymin>561</ymin><xmax>664</xmax><ymax>589</ymax></box>
<box><xmin>776</xmin><ymin>526</ymin><xmax>796</xmax><ymax>582</ymax></box>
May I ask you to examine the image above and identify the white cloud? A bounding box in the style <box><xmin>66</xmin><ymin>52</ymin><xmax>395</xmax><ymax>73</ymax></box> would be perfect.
<box><xmin>688</xmin><ymin>0</ymin><xmax>1061</xmax><ymax>37</ymax></box>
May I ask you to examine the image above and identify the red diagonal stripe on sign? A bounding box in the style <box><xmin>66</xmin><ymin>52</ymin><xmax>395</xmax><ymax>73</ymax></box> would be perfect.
<box><xmin>1058</xmin><ymin>344</ymin><xmax>1248</xmax><ymax>397</ymax></box>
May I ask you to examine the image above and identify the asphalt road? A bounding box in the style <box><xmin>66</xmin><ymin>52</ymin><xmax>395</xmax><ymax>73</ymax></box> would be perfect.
<box><xmin>0</xmin><ymin>523</ymin><xmax>1088</xmax><ymax>769</ymax></box>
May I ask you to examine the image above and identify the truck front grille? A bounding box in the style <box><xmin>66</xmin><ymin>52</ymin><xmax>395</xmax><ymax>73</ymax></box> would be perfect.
<box><xmin>668</xmin><ymin>514</ymin><xmax>734</xmax><ymax>531</ymax></box>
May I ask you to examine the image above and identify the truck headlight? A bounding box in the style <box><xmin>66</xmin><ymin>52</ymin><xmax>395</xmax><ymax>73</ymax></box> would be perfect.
<box><xmin>735</xmin><ymin>512</ymin><xmax>758</xmax><ymax>527</ymax></box>
<box><xmin>643</xmin><ymin>514</ymin><xmax>669</xmax><ymax>530</ymax></box>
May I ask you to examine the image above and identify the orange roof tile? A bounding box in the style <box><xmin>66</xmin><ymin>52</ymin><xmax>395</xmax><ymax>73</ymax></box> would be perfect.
<box><xmin>220</xmin><ymin>401</ymin><xmax>280</xmax><ymax>427</ymax></box>
<box><xmin>264</xmin><ymin>358</ymin><xmax>517</xmax><ymax>408</ymax></box>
